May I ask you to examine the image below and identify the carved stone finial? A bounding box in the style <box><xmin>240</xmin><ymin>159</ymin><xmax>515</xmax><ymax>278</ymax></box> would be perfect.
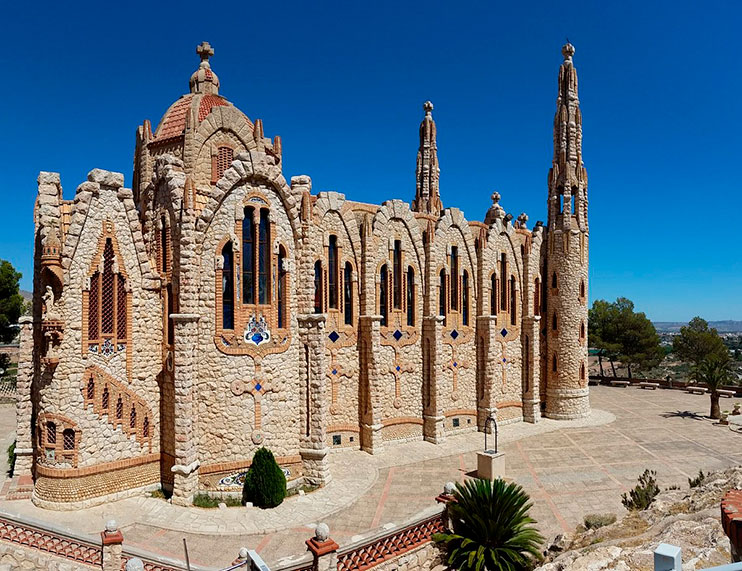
<box><xmin>423</xmin><ymin>100</ymin><xmax>433</xmax><ymax>114</ymax></box>
<box><xmin>197</xmin><ymin>41</ymin><xmax>214</xmax><ymax>65</ymax></box>
<box><xmin>517</xmin><ymin>212</ymin><xmax>529</xmax><ymax>228</ymax></box>
<box><xmin>444</xmin><ymin>481</ymin><xmax>456</xmax><ymax>495</ymax></box>
<box><xmin>491</xmin><ymin>191</ymin><xmax>501</xmax><ymax>205</ymax></box>
<box><xmin>562</xmin><ymin>42</ymin><xmax>575</xmax><ymax>61</ymax></box>
<box><xmin>315</xmin><ymin>523</ymin><xmax>330</xmax><ymax>542</ymax></box>
<box><xmin>105</xmin><ymin>519</ymin><xmax>118</xmax><ymax>533</ymax></box>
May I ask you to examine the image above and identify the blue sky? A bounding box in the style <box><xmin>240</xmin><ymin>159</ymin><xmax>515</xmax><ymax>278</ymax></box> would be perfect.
<box><xmin>1</xmin><ymin>0</ymin><xmax>740</xmax><ymax>321</ymax></box>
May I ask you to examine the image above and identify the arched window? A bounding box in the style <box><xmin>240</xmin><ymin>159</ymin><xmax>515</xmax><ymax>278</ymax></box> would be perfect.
<box><xmin>344</xmin><ymin>262</ymin><xmax>353</xmax><ymax>326</ymax></box>
<box><xmin>393</xmin><ymin>240</ymin><xmax>402</xmax><ymax>309</ymax></box>
<box><xmin>277</xmin><ymin>246</ymin><xmax>287</xmax><ymax>329</ymax></box>
<box><xmin>86</xmin><ymin>237</ymin><xmax>128</xmax><ymax>351</ymax></box>
<box><xmin>406</xmin><ymin>266</ymin><xmax>415</xmax><ymax>327</ymax></box>
<box><xmin>510</xmin><ymin>276</ymin><xmax>517</xmax><ymax>326</ymax></box>
<box><xmin>160</xmin><ymin>215</ymin><xmax>169</xmax><ymax>275</ymax></box>
<box><xmin>221</xmin><ymin>241</ymin><xmax>234</xmax><ymax>330</ymax></box>
<box><xmin>450</xmin><ymin>246</ymin><xmax>459</xmax><ymax>311</ymax></box>
<box><xmin>580</xmin><ymin>279</ymin><xmax>586</xmax><ymax>298</ymax></box>
<box><xmin>500</xmin><ymin>254</ymin><xmax>507</xmax><ymax>311</ymax></box>
<box><xmin>258</xmin><ymin>209</ymin><xmax>270</xmax><ymax>305</ymax></box>
<box><xmin>143</xmin><ymin>417</ymin><xmax>150</xmax><ymax>438</ymax></box>
<box><xmin>462</xmin><ymin>270</ymin><xmax>470</xmax><ymax>326</ymax></box>
<box><xmin>313</xmin><ymin>261</ymin><xmax>323</xmax><ymax>314</ymax></box>
<box><xmin>102</xmin><ymin>386</ymin><xmax>109</xmax><ymax>410</ymax></box>
<box><xmin>63</xmin><ymin>429</ymin><xmax>75</xmax><ymax>451</ymax></box>
<box><xmin>242</xmin><ymin>208</ymin><xmax>255</xmax><ymax>305</ymax></box>
<box><xmin>86</xmin><ymin>376</ymin><xmax>95</xmax><ymax>401</ymax></box>
<box><xmin>552</xmin><ymin>354</ymin><xmax>557</xmax><ymax>372</ymax></box>
<box><xmin>328</xmin><ymin>236</ymin><xmax>338</xmax><ymax>309</ymax></box>
<box><xmin>534</xmin><ymin>278</ymin><xmax>541</xmax><ymax>316</ymax></box>
<box><xmin>580</xmin><ymin>321</ymin><xmax>586</xmax><ymax>341</ymax></box>
<box><xmin>439</xmin><ymin>269</ymin><xmax>447</xmax><ymax>325</ymax></box>
<box><xmin>215</xmin><ymin>146</ymin><xmax>234</xmax><ymax>182</ymax></box>
<box><xmin>130</xmin><ymin>405</ymin><xmax>137</xmax><ymax>429</ymax></box>
<box><xmin>490</xmin><ymin>274</ymin><xmax>497</xmax><ymax>316</ymax></box>
<box><xmin>46</xmin><ymin>422</ymin><xmax>56</xmax><ymax>445</ymax></box>
<box><xmin>552</xmin><ymin>312</ymin><xmax>557</xmax><ymax>331</ymax></box>
<box><xmin>116</xmin><ymin>396</ymin><xmax>123</xmax><ymax>420</ymax></box>
<box><xmin>580</xmin><ymin>362</ymin><xmax>586</xmax><ymax>381</ymax></box>
<box><xmin>379</xmin><ymin>265</ymin><xmax>388</xmax><ymax>327</ymax></box>
<box><xmin>551</xmin><ymin>272</ymin><xmax>557</xmax><ymax>289</ymax></box>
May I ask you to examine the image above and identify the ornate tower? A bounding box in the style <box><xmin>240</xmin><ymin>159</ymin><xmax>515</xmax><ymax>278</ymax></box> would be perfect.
<box><xmin>412</xmin><ymin>101</ymin><xmax>443</xmax><ymax>215</ymax></box>
<box><xmin>544</xmin><ymin>43</ymin><xmax>590</xmax><ymax>419</ymax></box>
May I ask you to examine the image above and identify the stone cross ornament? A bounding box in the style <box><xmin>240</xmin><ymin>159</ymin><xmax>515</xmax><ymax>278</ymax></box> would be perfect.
<box><xmin>197</xmin><ymin>41</ymin><xmax>214</xmax><ymax>64</ymax></box>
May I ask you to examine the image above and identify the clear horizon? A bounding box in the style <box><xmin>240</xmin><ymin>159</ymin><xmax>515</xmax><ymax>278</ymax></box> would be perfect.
<box><xmin>1</xmin><ymin>0</ymin><xmax>740</xmax><ymax>322</ymax></box>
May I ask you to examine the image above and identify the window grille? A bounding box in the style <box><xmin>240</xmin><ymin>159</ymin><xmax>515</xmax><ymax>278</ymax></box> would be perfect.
<box><xmin>63</xmin><ymin>429</ymin><xmax>75</xmax><ymax>451</ymax></box>
<box><xmin>102</xmin><ymin>386</ymin><xmax>109</xmax><ymax>409</ymax></box>
<box><xmin>379</xmin><ymin>265</ymin><xmax>388</xmax><ymax>327</ymax></box>
<box><xmin>216</xmin><ymin>146</ymin><xmax>233</xmax><ymax>181</ymax></box>
<box><xmin>87</xmin><ymin>376</ymin><xmax>95</xmax><ymax>401</ymax></box>
<box><xmin>47</xmin><ymin>422</ymin><xmax>56</xmax><ymax>445</ymax></box>
<box><xmin>116</xmin><ymin>397</ymin><xmax>123</xmax><ymax>419</ymax></box>
<box><xmin>130</xmin><ymin>405</ymin><xmax>137</xmax><ymax>429</ymax></box>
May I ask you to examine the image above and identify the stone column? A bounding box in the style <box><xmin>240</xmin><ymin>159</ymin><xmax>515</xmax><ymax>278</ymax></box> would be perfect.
<box><xmin>14</xmin><ymin>316</ymin><xmax>34</xmax><ymax>476</ymax></box>
<box><xmin>476</xmin><ymin>315</ymin><xmax>497</xmax><ymax>432</ymax></box>
<box><xmin>306</xmin><ymin>524</ymin><xmax>339</xmax><ymax>571</ymax></box>
<box><xmin>422</xmin><ymin>315</ymin><xmax>445</xmax><ymax>444</ymax></box>
<box><xmin>298</xmin><ymin>314</ymin><xmax>331</xmax><ymax>486</ymax></box>
<box><xmin>359</xmin><ymin>315</ymin><xmax>384</xmax><ymax>454</ymax></box>
<box><xmin>170</xmin><ymin>313</ymin><xmax>200</xmax><ymax>506</ymax></box>
<box><xmin>100</xmin><ymin>520</ymin><xmax>124</xmax><ymax>571</ymax></box>
<box><xmin>521</xmin><ymin>316</ymin><xmax>541</xmax><ymax>423</ymax></box>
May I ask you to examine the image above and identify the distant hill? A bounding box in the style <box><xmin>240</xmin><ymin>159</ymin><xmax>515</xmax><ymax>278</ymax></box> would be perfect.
<box><xmin>20</xmin><ymin>290</ymin><xmax>32</xmax><ymax>301</ymax></box>
<box><xmin>654</xmin><ymin>320</ymin><xmax>742</xmax><ymax>333</ymax></box>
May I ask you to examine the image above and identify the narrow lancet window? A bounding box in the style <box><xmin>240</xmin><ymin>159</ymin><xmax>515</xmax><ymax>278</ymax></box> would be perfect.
<box><xmin>222</xmin><ymin>241</ymin><xmax>234</xmax><ymax>329</ymax></box>
<box><xmin>393</xmin><ymin>240</ymin><xmax>402</xmax><ymax>309</ymax></box>
<box><xmin>328</xmin><ymin>235</ymin><xmax>338</xmax><ymax>309</ymax></box>
<box><xmin>462</xmin><ymin>270</ymin><xmax>470</xmax><ymax>326</ymax></box>
<box><xmin>277</xmin><ymin>247</ymin><xmax>287</xmax><ymax>328</ymax></box>
<box><xmin>439</xmin><ymin>269</ymin><xmax>447</xmax><ymax>325</ymax></box>
<box><xmin>500</xmin><ymin>254</ymin><xmax>507</xmax><ymax>310</ymax></box>
<box><xmin>406</xmin><ymin>266</ymin><xmax>415</xmax><ymax>327</ymax></box>
<box><xmin>379</xmin><ymin>264</ymin><xmax>388</xmax><ymax>327</ymax></box>
<box><xmin>510</xmin><ymin>275</ymin><xmax>516</xmax><ymax>326</ymax></box>
<box><xmin>450</xmin><ymin>246</ymin><xmax>459</xmax><ymax>311</ymax></box>
<box><xmin>258</xmin><ymin>209</ymin><xmax>270</xmax><ymax>304</ymax></box>
<box><xmin>242</xmin><ymin>207</ymin><xmax>255</xmax><ymax>304</ymax></box>
<box><xmin>344</xmin><ymin>262</ymin><xmax>353</xmax><ymax>326</ymax></box>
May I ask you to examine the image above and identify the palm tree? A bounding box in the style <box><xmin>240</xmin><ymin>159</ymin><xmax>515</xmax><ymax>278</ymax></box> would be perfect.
<box><xmin>433</xmin><ymin>478</ymin><xmax>544</xmax><ymax>571</ymax></box>
<box><xmin>690</xmin><ymin>355</ymin><xmax>733</xmax><ymax>419</ymax></box>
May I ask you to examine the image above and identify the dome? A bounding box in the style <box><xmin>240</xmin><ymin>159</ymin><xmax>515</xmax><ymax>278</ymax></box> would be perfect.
<box><xmin>151</xmin><ymin>42</ymin><xmax>253</xmax><ymax>143</ymax></box>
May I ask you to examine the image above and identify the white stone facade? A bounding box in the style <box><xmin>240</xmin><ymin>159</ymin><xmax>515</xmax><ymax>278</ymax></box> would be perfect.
<box><xmin>17</xmin><ymin>41</ymin><xmax>590</xmax><ymax>507</ymax></box>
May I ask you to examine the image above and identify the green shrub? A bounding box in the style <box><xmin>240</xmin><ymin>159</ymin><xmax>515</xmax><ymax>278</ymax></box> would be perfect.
<box><xmin>242</xmin><ymin>448</ymin><xmax>287</xmax><ymax>508</ymax></box>
<box><xmin>583</xmin><ymin>513</ymin><xmax>616</xmax><ymax>530</ymax></box>
<box><xmin>7</xmin><ymin>440</ymin><xmax>15</xmax><ymax>477</ymax></box>
<box><xmin>193</xmin><ymin>493</ymin><xmax>242</xmax><ymax>508</ymax></box>
<box><xmin>688</xmin><ymin>470</ymin><xmax>706</xmax><ymax>488</ymax></box>
<box><xmin>622</xmin><ymin>469</ymin><xmax>659</xmax><ymax>511</ymax></box>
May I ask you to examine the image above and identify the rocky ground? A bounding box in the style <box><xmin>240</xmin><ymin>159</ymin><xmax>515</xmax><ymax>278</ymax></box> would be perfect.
<box><xmin>535</xmin><ymin>466</ymin><xmax>742</xmax><ymax>571</ymax></box>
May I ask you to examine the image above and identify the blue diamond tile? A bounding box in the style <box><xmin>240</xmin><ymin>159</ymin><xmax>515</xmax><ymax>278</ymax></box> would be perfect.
<box><xmin>500</xmin><ymin>328</ymin><xmax>508</xmax><ymax>337</ymax></box>
<box><xmin>392</xmin><ymin>330</ymin><xmax>403</xmax><ymax>341</ymax></box>
<box><xmin>450</xmin><ymin>330</ymin><xmax>459</xmax><ymax>340</ymax></box>
<box><xmin>254</xmin><ymin>383</ymin><xmax>262</xmax><ymax>391</ymax></box>
<box><xmin>332</xmin><ymin>369</ymin><xmax>337</xmax><ymax>375</ymax></box>
<box><xmin>396</xmin><ymin>365</ymin><xmax>401</xmax><ymax>372</ymax></box>
<box><xmin>453</xmin><ymin>361</ymin><xmax>458</xmax><ymax>367</ymax></box>
<box><xmin>328</xmin><ymin>331</ymin><xmax>340</xmax><ymax>343</ymax></box>
<box><xmin>502</xmin><ymin>358</ymin><xmax>507</xmax><ymax>363</ymax></box>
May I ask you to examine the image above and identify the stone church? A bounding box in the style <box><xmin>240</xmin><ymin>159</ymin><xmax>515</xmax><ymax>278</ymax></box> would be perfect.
<box><xmin>16</xmin><ymin>41</ymin><xmax>590</xmax><ymax>508</ymax></box>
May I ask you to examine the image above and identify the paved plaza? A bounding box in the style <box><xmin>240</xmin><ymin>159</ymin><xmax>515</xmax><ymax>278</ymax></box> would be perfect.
<box><xmin>1</xmin><ymin>385</ymin><xmax>741</xmax><ymax>568</ymax></box>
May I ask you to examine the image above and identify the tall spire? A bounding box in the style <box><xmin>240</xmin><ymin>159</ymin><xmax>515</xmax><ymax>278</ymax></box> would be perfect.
<box><xmin>412</xmin><ymin>101</ymin><xmax>442</xmax><ymax>215</ymax></box>
<box><xmin>547</xmin><ymin>42</ymin><xmax>587</xmax><ymax>228</ymax></box>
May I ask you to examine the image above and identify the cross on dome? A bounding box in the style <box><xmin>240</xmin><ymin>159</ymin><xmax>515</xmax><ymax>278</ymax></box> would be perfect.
<box><xmin>197</xmin><ymin>41</ymin><xmax>214</xmax><ymax>65</ymax></box>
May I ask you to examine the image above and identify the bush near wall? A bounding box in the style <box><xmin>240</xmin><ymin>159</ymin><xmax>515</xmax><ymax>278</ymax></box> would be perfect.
<box><xmin>242</xmin><ymin>448</ymin><xmax>287</xmax><ymax>508</ymax></box>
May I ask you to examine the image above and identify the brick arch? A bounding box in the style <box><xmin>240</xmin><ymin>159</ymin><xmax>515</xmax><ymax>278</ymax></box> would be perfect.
<box><xmin>371</xmin><ymin>200</ymin><xmax>425</xmax><ymax>279</ymax></box>
<box><xmin>194</xmin><ymin>151</ymin><xmax>303</xmax><ymax>253</ymax></box>
<box><xmin>432</xmin><ymin>208</ymin><xmax>478</xmax><ymax>298</ymax></box>
<box><xmin>190</xmin><ymin>106</ymin><xmax>257</xmax><ymax>159</ymax></box>
<box><xmin>312</xmin><ymin>192</ymin><xmax>363</xmax><ymax>271</ymax></box>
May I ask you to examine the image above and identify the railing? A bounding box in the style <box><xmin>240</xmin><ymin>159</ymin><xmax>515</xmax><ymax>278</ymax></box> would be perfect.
<box><xmin>336</xmin><ymin>511</ymin><xmax>445</xmax><ymax>571</ymax></box>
